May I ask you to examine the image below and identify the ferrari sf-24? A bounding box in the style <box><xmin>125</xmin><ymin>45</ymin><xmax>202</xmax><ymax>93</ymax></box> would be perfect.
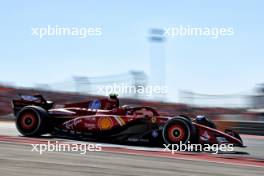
<box><xmin>12</xmin><ymin>94</ymin><xmax>244</xmax><ymax>147</ymax></box>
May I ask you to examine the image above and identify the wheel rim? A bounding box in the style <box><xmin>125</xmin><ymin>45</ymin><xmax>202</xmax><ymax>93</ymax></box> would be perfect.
<box><xmin>167</xmin><ymin>124</ymin><xmax>186</xmax><ymax>143</ymax></box>
<box><xmin>19</xmin><ymin>112</ymin><xmax>38</xmax><ymax>132</ymax></box>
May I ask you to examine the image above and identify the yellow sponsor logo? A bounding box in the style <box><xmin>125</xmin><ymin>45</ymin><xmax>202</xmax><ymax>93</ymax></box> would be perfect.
<box><xmin>98</xmin><ymin>117</ymin><xmax>113</xmax><ymax>130</ymax></box>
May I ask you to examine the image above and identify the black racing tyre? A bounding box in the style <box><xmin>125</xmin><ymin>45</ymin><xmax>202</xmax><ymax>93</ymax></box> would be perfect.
<box><xmin>16</xmin><ymin>106</ymin><xmax>50</xmax><ymax>137</ymax></box>
<box><xmin>178</xmin><ymin>114</ymin><xmax>192</xmax><ymax>122</ymax></box>
<box><xmin>162</xmin><ymin>116</ymin><xmax>195</xmax><ymax>145</ymax></box>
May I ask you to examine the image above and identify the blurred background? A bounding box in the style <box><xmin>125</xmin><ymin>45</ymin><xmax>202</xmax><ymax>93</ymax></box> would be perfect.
<box><xmin>0</xmin><ymin>1</ymin><xmax>264</xmax><ymax>134</ymax></box>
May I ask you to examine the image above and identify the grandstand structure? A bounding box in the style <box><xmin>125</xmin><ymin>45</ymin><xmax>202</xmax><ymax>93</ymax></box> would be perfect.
<box><xmin>73</xmin><ymin>71</ymin><xmax>148</xmax><ymax>98</ymax></box>
<box><xmin>40</xmin><ymin>71</ymin><xmax>149</xmax><ymax>99</ymax></box>
<box><xmin>179</xmin><ymin>90</ymin><xmax>250</xmax><ymax>108</ymax></box>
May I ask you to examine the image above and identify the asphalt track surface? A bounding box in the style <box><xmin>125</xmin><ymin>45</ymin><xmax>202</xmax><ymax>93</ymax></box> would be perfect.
<box><xmin>0</xmin><ymin>121</ymin><xmax>263</xmax><ymax>176</ymax></box>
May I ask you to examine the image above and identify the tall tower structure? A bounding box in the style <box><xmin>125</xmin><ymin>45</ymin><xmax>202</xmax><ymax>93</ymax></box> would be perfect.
<box><xmin>149</xmin><ymin>28</ymin><xmax>166</xmax><ymax>100</ymax></box>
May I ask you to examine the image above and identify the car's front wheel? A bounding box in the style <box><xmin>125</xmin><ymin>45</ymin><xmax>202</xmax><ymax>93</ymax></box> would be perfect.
<box><xmin>162</xmin><ymin>116</ymin><xmax>195</xmax><ymax>145</ymax></box>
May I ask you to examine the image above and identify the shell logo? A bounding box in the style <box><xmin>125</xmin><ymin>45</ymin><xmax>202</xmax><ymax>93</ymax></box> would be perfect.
<box><xmin>98</xmin><ymin>117</ymin><xmax>113</xmax><ymax>130</ymax></box>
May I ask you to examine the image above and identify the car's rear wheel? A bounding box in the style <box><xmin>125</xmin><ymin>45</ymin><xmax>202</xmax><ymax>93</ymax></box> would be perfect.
<box><xmin>16</xmin><ymin>106</ymin><xmax>49</xmax><ymax>136</ymax></box>
<box><xmin>162</xmin><ymin>117</ymin><xmax>195</xmax><ymax>145</ymax></box>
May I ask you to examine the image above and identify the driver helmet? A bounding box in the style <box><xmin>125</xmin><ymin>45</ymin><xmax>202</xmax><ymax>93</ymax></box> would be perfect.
<box><xmin>195</xmin><ymin>115</ymin><xmax>208</xmax><ymax>123</ymax></box>
<box><xmin>109</xmin><ymin>93</ymin><xmax>119</xmax><ymax>108</ymax></box>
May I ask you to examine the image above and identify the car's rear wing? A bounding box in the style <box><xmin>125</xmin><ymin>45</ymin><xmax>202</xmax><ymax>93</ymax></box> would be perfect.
<box><xmin>12</xmin><ymin>94</ymin><xmax>54</xmax><ymax>116</ymax></box>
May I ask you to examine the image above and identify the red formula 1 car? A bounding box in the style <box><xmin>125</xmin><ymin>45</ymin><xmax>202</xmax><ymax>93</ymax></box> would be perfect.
<box><xmin>12</xmin><ymin>94</ymin><xmax>244</xmax><ymax>147</ymax></box>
